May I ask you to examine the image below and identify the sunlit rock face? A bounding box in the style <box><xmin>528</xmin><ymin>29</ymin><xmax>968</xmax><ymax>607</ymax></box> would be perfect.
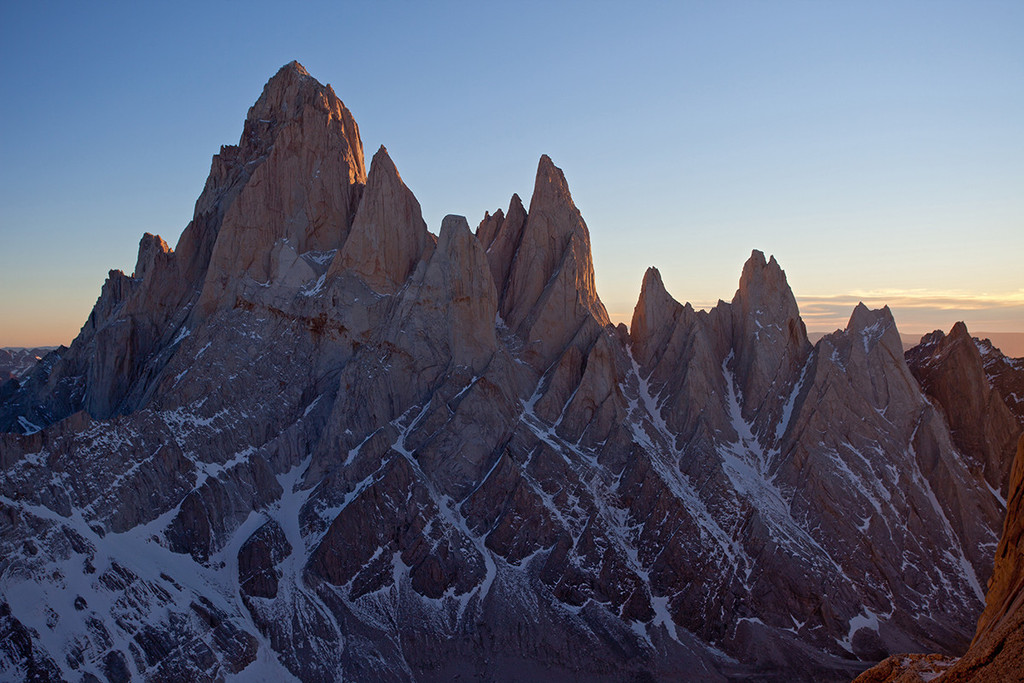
<box><xmin>1</xmin><ymin>63</ymin><xmax>1019</xmax><ymax>682</ymax></box>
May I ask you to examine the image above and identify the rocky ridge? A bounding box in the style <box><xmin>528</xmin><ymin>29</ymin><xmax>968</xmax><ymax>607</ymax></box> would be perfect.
<box><xmin>0</xmin><ymin>347</ymin><xmax>54</xmax><ymax>392</ymax></box>
<box><xmin>851</xmin><ymin>329</ymin><xmax>1024</xmax><ymax>683</ymax></box>
<box><xmin>0</xmin><ymin>63</ymin><xmax>1018</xmax><ymax>682</ymax></box>
<box><xmin>853</xmin><ymin>433</ymin><xmax>1024</xmax><ymax>683</ymax></box>
<box><xmin>905</xmin><ymin>322</ymin><xmax>1022</xmax><ymax>497</ymax></box>
<box><xmin>976</xmin><ymin>336</ymin><xmax>1024</xmax><ymax>426</ymax></box>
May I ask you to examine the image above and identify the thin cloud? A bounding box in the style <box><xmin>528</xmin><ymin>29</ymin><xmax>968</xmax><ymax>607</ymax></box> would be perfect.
<box><xmin>795</xmin><ymin>289</ymin><xmax>1024</xmax><ymax>311</ymax></box>
<box><xmin>609</xmin><ymin>290</ymin><xmax>1024</xmax><ymax>333</ymax></box>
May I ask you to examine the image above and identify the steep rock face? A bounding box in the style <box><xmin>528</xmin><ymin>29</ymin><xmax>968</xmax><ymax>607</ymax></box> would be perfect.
<box><xmin>729</xmin><ymin>250</ymin><xmax>812</xmax><ymax>437</ymax></box>
<box><xmin>774</xmin><ymin>305</ymin><xmax>1002</xmax><ymax>646</ymax></box>
<box><xmin>976</xmin><ymin>336</ymin><xmax>1024</xmax><ymax>426</ymax></box>
<box><xmin>0</xmin><ymin>62</ymin><xmax>367</xmax><ymax>430</ymax></box>
<box><xmin>938</xmin><ymin>432</ymin><xmax>1024</xmax><ymax>680</ymax></box>
<box><xmin>329</xmin><ymin>146</ymin><xmax>430</xmax><ymax>294</ymax></box>
<box><xmin>478</xmin><ymin>193</ymin><xmax>527</xmax><ymax>297</ymax></box>
<box><xmin>392</xmin><ymin>214</ymin><xmax>497</xmax><ymax>373</ymax></box>
<box><xmin>628</xmin><ymin>251</ymin><xmax>812</xmax><ymax>453</ymax></box>
<box><xmin>198</xmin><ymin>61</ymin><xmax>366</xmax><ymax>313</ymax></box>
<box><xmin>495</xmin><ymin>156</ymin><xmax>610</xmax><ymax>370</ymax></box>
<box><xmin>0</xmin><ymin>229</ymin><xmax>188</xmax><ymax>428</ymax></box>
<box><xmin>906</xmin><ymin>322</ymin><xmax>1021</xmax><ymax>496</ymax></box>
<box><xmin>629</xmin><ymin>266</ymin><xmax>730</xmax><ymax>442</ymax></box>
<box><xmin>854</xmin><ymin>434</ymin><xmax>1024</xmax><ymax>683</ymax></box>
<box><xmin>0</xmin><ymin>63</ymin><xmax>1012</xmax><ymax>683</ymax></box>
<box><xmin>82</xmin><ymin>234</ymin><xmax>180</xmax><ymax>418</ymax></box>
<box><xmin>628</xmin><ymin>276</ymin><xmax>1001</xmax><ymax>668</ymax></box>
<box><xmin>474</xmin><ymin>207</ymin><xmax>503</xmax><ymax>252</ymax></box>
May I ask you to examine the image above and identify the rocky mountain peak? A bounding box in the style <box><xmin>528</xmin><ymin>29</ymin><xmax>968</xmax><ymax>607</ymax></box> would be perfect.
<box><xmin>976</xmin><ymin>338</ymin><xmax>1024</xmax><ymax>426</ymax></box>
<box><xmin>132</xmin><ymin>233</ymin><xmax>171</xmax><ymax>281</ymax></box>
<box><xmin>249</xmin><ymin>61</ymin><xmax>331</xmax><ymax>123</ymax></box>
<box><xmin>438</xmin><ymin>212</ymin><xmax>471</xmax><ymax>243</ymax></box>
<box><xmin>729</xmin><ymin>249</ymin><xmax>811</xmax><ymax>430</ymax></box>
<box><xmin>733</xmin><ymin>249</ymin><xmax>800</xmax><ymax>323</ymax></box>
<box><xmin>474</xmin><ymin>208</ymin><xmax>504</xmax><ymax>250</ymax></box>
<box><xmin>847</xmin><ymin>303</ymin><xmax>897</xmax><ymax>346</ymax></box>
<box><xmin>280</xmin><ymin>59</ymin><xmax>310</xmax><ymax>77</ymax></box>
<box><xmin>949</xmin><ymin>320</ymin><xmax>972</xmax><ymax>343</ymax></box>
<box><xmin>479</xmin><ymin>193</ymin><xmax>527</xmax><ymax>295</ymax></box>
<box><xmin>531</xmin><ymin>154</ymin><xmax>573</xmax><ymax>207</ymax></box>
<box><xmin>638</xmin><ymin>266</ymin><xmax>670</xmax><ymax>308</ymax></box>
<box><xmin>628</xmin><ymin>265</ymin><xmax>698</xmax><ymax>376</ymax></box>
<box><xmin>430</xmin><ymin>214</ymin><xmax>498</xmax><ymax>369</ymax></box>
<box><xmin>630</xmin><ymin>266</ymin><xmax>678</xmax><ymax>348</ymax></box>
<box><xmin>244</xmin><ymin>60</ymin><xmax>366</xmax><ymax>179</ymax></box>
<box><xmin>906</xmin><ymin>321</ymin><xmax>1022</xmax><ymax>495</ymax></box>
<box><xmin>368</xmin><ymin>212</ymin><xmax>498</xmax><ymax>382</ymax></box>
<box><xmin>493</xmin><ymin>155</ymin><xmax>610</xmax><ymax>368</ymax></box>
<box><xmin>196</xmin><ymin>62</ymin><xmax>367</xmax><ymax>313</ymax></box>
<box><xmin>738</xmin><ymin>247</ymin><xmax>769</xmax><ymax>280</ymax></box>
<box><xmin>329</xmin><ymin>145</ymin><xmax>430</xmax><ymax>294</ymax></box>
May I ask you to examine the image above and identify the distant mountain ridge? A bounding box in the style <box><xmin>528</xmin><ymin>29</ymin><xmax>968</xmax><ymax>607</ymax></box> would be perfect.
<box><xmin>808</xmin><ymin>332</ymin><xmax>1024</xmax><ymax>358</ymax></box>
<box><xmin>0</xmin><ymin>347</ymin><xmax>55</xmax><ymax>392</ymax></box>
<box><xmin>1</xmin><ymin>62</ymin><xmax>1022</xmax><ymax>682</ymax></box>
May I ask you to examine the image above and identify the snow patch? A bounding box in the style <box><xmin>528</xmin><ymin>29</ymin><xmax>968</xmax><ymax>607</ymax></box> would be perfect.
<box><xmin>17</xmin><ymin>415</ymin><xmax>42</xmax><ymax>435</ymax></box>
<box><xmin>837</xmin><ymin>607</ymin><xmax>889</xmax><ymax>653</ymax></box>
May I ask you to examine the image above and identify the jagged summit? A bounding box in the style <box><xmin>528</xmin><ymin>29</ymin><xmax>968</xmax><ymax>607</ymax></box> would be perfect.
<box><xmin>196</xmin><ymin>62</ymin><xmax>367</xmax><ymax>312</ymax></box>
<box><xmin>132</xmin><ymin>233</ymin><xmax>171</xmax><ymax>280</ymax></box>
<box><xmin>478</xmin><ymin>192</ymin><xmax>527</xmax><ymax>297</ymax></box>
<box><xmin>906</xmin><ymin>320</ymin><xmax>1021</xmax><ymax>495</ymax></box>
<box><xmin>728</xmin><ymin>249</ymin><xmax>811</xmax><ymax>430</ymax></box>
<box><xmin>629</xmin><ymin>265</ymin><xmax>682</xmax><ymax>359</ymax></box>
<box><xmin>330</xmin><ymin>145</ymin><xmax>429</xmax><ymax>293</ymax></box>
<box><xmin>260</xmin><ymin>59</ymin><xmax>313</xmax><ymax>94</ymax></box>
<box><xmin>638</xmin><ymin>265</ymin><xmax>670</xmax><ymax>304</ymax></box>
<box><xmin>846</xmin><ymin>302</ymin><xmax>899</xmax><ymax>353</ymax></box>
<box><xmin>495</xmin><ymin>154</ymin><xmax>610</xmax><ymax>367</ymax></box>
<box><xmin>948</xmin><ymin>319</ymin><xmax>972</xmax><ymax>342</ymax></box>
<box><xmin>282</xmin><ymin>59</ymin><xmax>310</xmax><ymax>76</ymax></box>
<box><xmin>2</xmin><ymin>63</ymin><xmax>1021</xmax><ymax>683</ymax></box>
<box><xmin>733</xmin><ymin>249</ymin><xmax>804</xmax><ymax>326</ymax></box>
<box><xmin>248</xmin><ymin>60</ymin><xmax>344</xmax><ymax>125</ymax></box>
<box><xmin>532</xmin><ymin>153</ymin><xmax>574</xmax><ymax>206</ymax></box>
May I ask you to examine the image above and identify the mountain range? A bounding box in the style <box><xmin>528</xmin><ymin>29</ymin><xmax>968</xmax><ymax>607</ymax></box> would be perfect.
<box><xmin>1</xmin><ymin>62</ymin><xmax>1022</xmax><ymax>683</ymax></box>
<box><xmin>0</xmin><ymin>348</ymin><xmax>55</xmax><ymax>390</ymax></box>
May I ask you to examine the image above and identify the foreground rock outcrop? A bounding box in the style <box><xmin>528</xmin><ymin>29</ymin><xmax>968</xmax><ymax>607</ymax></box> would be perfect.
<box><xmin>1</xmin><ymin>63</ymin><xmax>1019</xmax><ymax>682</ymax></box>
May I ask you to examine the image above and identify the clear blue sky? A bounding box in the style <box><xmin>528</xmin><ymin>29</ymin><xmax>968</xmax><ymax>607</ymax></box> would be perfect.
<box><xmin>2</xmin><ymin>1</ymin><xmax>1022</xmax><ymax>346</ymax></box>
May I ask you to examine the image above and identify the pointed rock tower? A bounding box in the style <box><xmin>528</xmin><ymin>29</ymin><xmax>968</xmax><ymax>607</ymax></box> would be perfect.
<box><xmin>198</xmin><ymin>61</ymin><xmax>366</xmax><ymax>312</ymax></box>
<box><xmin>494</xmin><ymin>155</ymin><xmax>610</xmax><ymax>369</ymax></box>
<box><xmin>329</xmin><ymin>145</ymin><xmax>430</xmax><ymax>293</ymax></box>
<box><xmin>906</xmin><ymin>322</ymin><xmax>1022</xmax><ymax>495</ymax></box>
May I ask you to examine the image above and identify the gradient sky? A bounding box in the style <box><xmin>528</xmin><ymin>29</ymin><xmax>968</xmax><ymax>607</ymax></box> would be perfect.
<box><xmin>1</xmin><ymin>1</ymin><xmax>1022</xmax><ymax>347</ymax></box>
